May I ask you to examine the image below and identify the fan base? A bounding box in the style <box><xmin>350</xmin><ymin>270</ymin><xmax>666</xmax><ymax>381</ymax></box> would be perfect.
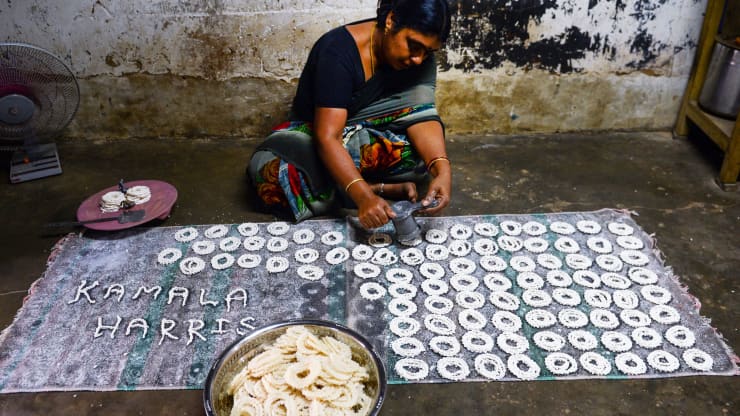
<box><xmin>10</xmin><ymin>143</ymin><xmax>62</xmax><ymax>183</ymax></box>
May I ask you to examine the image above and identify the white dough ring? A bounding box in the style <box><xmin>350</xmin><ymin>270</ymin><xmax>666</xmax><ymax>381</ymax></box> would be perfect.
<box><xmin>236</xmin><ymin>253</ymin><xmax>261</xmax><ymax>268</ymax></box>
<box><xmin>436</xmin><ymin>356</ymin><xmax>470</xmax><ymax>381</ymax></box>
<box><xmin>219</xmin><ymin>236</ymin><xmax>242</xmax><ymax>252</ymax></box>
<box><xmin>449</xmin><ymin>223</ymin><xmax>473</xmax><ymax>240</ymax></box>
<box><xmin>424</xmin><ymin>229</ymin><xmax>448</xmax><ymax>244</ymax></box>
<box><xmin>388</xmin><ymin>297</ymin><xmax>417</xmax><ymax>317</ymax></box>
<box><xmin>546</xmin><ymin>270</ymin><xmax>572</xmax><ymax>287</ymax></box>
<box><xmin>419</xmin><ymin>262</ymin><xmax>446</xmax><ymax>280</ymax></box>
<box><xmin>473</xmin><ymin>238</ymin><xmax>498</xmax><ymax>255</ymax></box>
<box><xmin>390</xmin><ymin>316</ymin><xmax>421</xmax><ymax>337</ymax></box>
<box><xmin>549</xmin><ymin>221</ymin><xmax>576</xmax><ymax>235</ymax></box>
<box><xmin>388</xmin><ymin>282</ymin><xmax>417</xmax><ymax>299</ymax></box>
<box><xmin>587</xmin><ymin>237</ymin><xmax>613</xmax><ymax>254</ymax></box>
<box><xmin>179</xmin><ymin>256</ymin><xmax>205</xmax><ymax>276</ymax></box>
<box><xmin>462</xmin><ymin>330</ymin><xmax>494</xmax><ymax>353</ymax></box>
<box><xmin>649</xmin><ymin>304</ymin><xmax>681</xmax><ymax>325</ymax></box>
<box><xmin>522</xmin><ymin>221</ymin><xmax>547</xmax><ymax>236</ymax></box>
<box><xmin>359</xmin><ymin>281</ymin><xmax>386</xmax><ymax>300</ymax></box>
<box><xmin>192</xmin><ymin>240</ymin><xmax>216</xmax><ymax>255</ymax></box>
<box><xmin>557</xmin><ymin>308</ymin><xmax>589</xmax><ymax>329</ymax></box>
<box><xmin>608</xmin><ymin>222</ymin><xmax>634</xmax><ymax>236</ymax></box>
<box><xmin>584</xmin><ymin>289</ymin><xmax>612</xmax><ymax>308</ymax></box>
<box><xmin>385</xmin><ymin>267</ymin><xmax>414</xmax><ymax>284</ymax></box>
<box><xmin>297</xmin><ymin>265</ymin><xmax>324</xmax><ymax>281</ymax></box>
<box><xmin>552</xmin><ymin>288</ymin><xmax>581</xmax><ymax>307</ymax></box>
<box><xmin>600</xmin><ymin>331</ymin><xmax>633</xmax><ymax>352</ymax></box>
<box><xmin>450</xmin><ymin>274</ymin><xmax>479</xmax><ymax>292</ymax></box>
<box><xmin>665</xmin><ymin>325</ymin><xmax>695</xmax><ymax>348</ymax></box>
<box><xmin>458</xmin><ymin>308</ymin><xmax>487</xmax><ymax>331</ymax></box>
<box><xmin>573</xmin><ymin>270</ymin><xmax>601</xmax><ymax>288</ymax></box>
<box><xmin>157</xmin><ymin>248</ymin><xmax>182</xmax><ymax>265</ymax></box>
<box><xmin>448</xmin><ymin>239</ymin><xmax>472</xmax><ymax>257</ymax></box>
<box><xmin>266</xmin><ymin>221</ymin><xmax>290</xmax><ymax>236</ymax></box>
<box><xmin>243</xmin><ymin>236</ymin><xmax>266</xmax><ymax>251</ymax></box>
<box><xmin>204</xmin><ymin>224</ymin><xmax>229</xmax><ymax>239</ymax></box>
<box><xmin>619</xmin><ymin>249</ymin><xmax>650</xmax><ymax>266</ymax></box>
<box><xmin>499</xmin><ymin>220</ymin><xmax>522</xmax><ymax>236</ymax></box>
<box><xmin>236</xmin><ymin>222</ymin><xmax>259</xmax><ymax>237</ymax></box>
<box><xmin>455</xmin><ymin>290</ymin><xmax>485</xmax><ymax>309</ymax></box>
<box><xmin>325</xmin><ymin>247</ymin><xmax>350</xmax><ymax>265</ymax></box>
<box><xmin>545</xmin><ymin>352</ymin><xmax>578</xmax><ymax>375</ymax></box>
<box><xmin>490</xmin><ymin>310</ymin><xmax>522</xmax><ymax>332</ymax></box>
<box><xmin>554</xmin><ymin>237</ymin><xmax>580</xmax><ymax>254</ymax></box>
<box><xmin>429</xmin><ymin>336</ymin><xmax>461</xmax><ymax>357</ymax></box>
<box><xmin>294</xmin><ymin>247</ymin><xmax>320</xmax><ymax>264</ymax></box>
<box><xmin>425</xmin><ymin>244</ymin><xmax>449</xmax><ymax>261</ymax></box>
<box><xmin>568</xmin><ymin>330</ymin><xmax>598</xmax><ymax>351</ymax></box>
<box><xmin>368</xmin><ymin>232</ymin><xmax>393</xmax><ymax>247</ymax></box>
<box><xmin>424</xmin><ymin>295</ymin><xmax>454</xmax><ymax>315</ymax></box>
<box><xmin>266</xmin><ymin>237</ymin><xmax>289</xmax><ymax>253</ymax></box>
<box><xmin>579</xmin><ymin>351</ymin><xmax>612</xmax><ymax>376</ymax></box>
<box><xmin>395</xmin><ymin>358</ymin><xmax>429</xmax><ymax>381</ymax></box>
<box><xmin>682</xmin><ymin>348</ymin><xmax>713</xmax><ymax>372</ymax></box>
<box><xmin>566</xmin><ymin>254</ymin><xmax>593</xmax><ymax>270</ymax></box>
<box><xmin>174</xmin><ymin>227</ymin><xmax>198</xmax><ymax>243</ymax></box>
<box><xmin>371</xmin><ymin>248</ymin><xmax>399</xmax><ymax>266</ymax></box>
<box><xmin>647</xmin><ymin>350</ymin><xmax>680</xmax><ymax>373</ymax></box>
<box><xmin>631</xmin><ymin>326</ymin><xmax>663</xmax><ymax>349</ymax></box>
<box><xmin>483</xmin><ymin>273</ymin><xmax>512</xmax><ymax>292</ymax></box>
<box><xmin>352</xmin><ymin>244</ymin><xmax>374</xmax><ymax>261</ymax></box>
<box><xmin>211</xmin><ymin>253</ymin><xmax>235</xmax><ymax>270</ymax></box>
<box><xmin>391</xmin><ymin>337</ymin><xmax>425</xmax><ymax>358</ymax></box>
<box><xmin>496</xmin><ymin>332</ymin><xmax>529</xmax><ymax>354</ymax></box>
<box><xmin>510</xmin><ymin>255</ymin><xmax>536</xmax><ymax>272</ymax></box>
<box><xmin>600</xmin><ymin>272</ymin><xmax>631</xmax><ymax>289</ymax></box>
<box><xmin>576</xmin><ymin>220</ymin><xmax>601</xmax><ymax>234</ymax></box>
<box><xmin>424</xmin><ymin>314</ymin><xmax>456</xmax><ymax>336</ymax></box>
<box><xmin>489</xmin><ymin>291</ymin><xmax>520</xmax><ymax>311</ymax></box>
<box><xmin>595</xmin><ymin>255</ymin><xmax>623</xmax><ymax>272</ymax></box>
<box><xmin>354</xmin><ymin>262</ymin><xmax>381</xmax><ymax>279</ymax></box>
<box><xmin>616</xmin><ymin>235</ymin><xmax>644</xmax><ymax>250</ymax></box>
<box><xmin>479</xmin><ymin>255</ymin><xmax>508</xmax><ymax>272</ymax></box>
<box><xmin>421</xmin><ymin>278</ymin><xmax>449</xmax><ymax>296</ymax></box>
<box><xmin>533</xmin><ymin>330</ymin><xmax>566</xmax><ymax>352</ymax></box>
<box><xmin>449</xmin><ymin>257</ymin><xmax>476</xmax><ymax>274</ymax></box>
<box><xmin>640</xmin><ymin>285</ymin><xmax>672</xmax><ymax>305</ymax></box>
<box><xmin>613</xmin><ymin>289</ymin><xmax>639</xmax><ymax>309</ymax></box>
<box><xmin>590</xmin><ymin>308</ymin><xmax>620</xmax><ymax>329</ymax></box>
<box><xmin>473</xmin><ymin>222</ymin><xmax>499</xmax><ymax>237</ymax></box>
<box><xmin>474</xmin><ymin>354</ymin><xmax>506</xmax><ymax>380</ymax></box>
<box><xmin>521</xmin><ymin>289</ymin><xmax>552</xmax><ymax>308</ymax></box>
<box><xmin>615</xmin><ymin>352</ymin><xmax>647</xmax><ymax>375</ymax></box>
<box><xmin>320</xmin><ymin>230</ymin><xmax>343</xmax><ymax>246</ymax></box>
<box><xmin>523</xmin><ymin>237</ymin><xmax>549</xmax><ymax>253</ymax></box>
<box><xmin>497</xmin><ymin>235</ymin><xmax>523</xmax><ymax>252</ymax></box>
<box><xmin>265</xmin><ymin>256</ymin><xmax>289</xmax><ymax>273</ymax></box>
<box><xmin>399</xmin><ymin>248</ymin><xmax>425</xmax><ymax>266</ymax></box>
<box><xmin>292</xmin><ymin>228</ymin><xmax>315</xmax><ymax>245</ymax></box>
<box><xmin>620</xmin><ymin>309</ymin><xmax>652</xmax><ymax>328</ymax></box>
<box><xmin>507</xmin><ymin>354</ymin><xmax>540</xmax><ymax>380</ymax></box>
<box><xmin>516</xmin><ymin>272</ymin><xmax>544</xmax><ymax>290</ymax></box>
<box><xmin>525</xmin><ymin>309</ymin><xmax>557</xmax><ymax>328</ymax></box>
<box><xmin>536</xmin><ymin>253</ymin><xmax>562</xmax><ymax>270</ymax></box>
<box><xmin>628</xmin><ymin>267</ymin><xmax>658</xmax><ymax>285</ymax></box>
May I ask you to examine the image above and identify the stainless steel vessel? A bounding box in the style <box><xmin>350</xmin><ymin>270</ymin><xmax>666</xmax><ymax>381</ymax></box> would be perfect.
<box><xmin>699</xmin><ymin>37</ymin><xmax>740</xmax><ymax>119</ymax></box>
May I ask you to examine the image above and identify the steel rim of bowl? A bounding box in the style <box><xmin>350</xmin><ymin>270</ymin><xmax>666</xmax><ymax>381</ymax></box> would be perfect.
<box><xmin>203</xmin><ymin>318</ymin><xmax>387</xmax><ymax>416</ymax></box>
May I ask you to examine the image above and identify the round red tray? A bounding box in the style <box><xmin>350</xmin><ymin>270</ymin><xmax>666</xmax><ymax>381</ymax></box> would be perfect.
<box><xmin>76</xmin><ymin>180</ymin><xmax>178</xmax><ymax>231</ymax></box>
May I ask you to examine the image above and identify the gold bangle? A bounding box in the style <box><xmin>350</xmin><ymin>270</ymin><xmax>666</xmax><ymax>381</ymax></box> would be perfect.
<box><xmin>427</xmin><ymin>156</ymin><xmax>450</xmax><ymax>172</ymax></box>
<box><xmin>344</xmin><ymin>178</ymin><xmax>365</xmax><ymax>193</ymax></box>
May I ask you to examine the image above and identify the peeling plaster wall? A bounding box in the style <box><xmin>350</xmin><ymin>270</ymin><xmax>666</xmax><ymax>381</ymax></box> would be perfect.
<box><xmin>0</xmin><ymin>0</ymin><xmax>706</xmax><ymax>139</ymax></box>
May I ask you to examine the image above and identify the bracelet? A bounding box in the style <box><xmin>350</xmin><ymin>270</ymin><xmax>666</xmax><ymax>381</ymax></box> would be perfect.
<box><xmin>427</xmin><ymin>156</ymin><xmax>450</xmax><ymax>172</ymax></box>
<box><xmin>379</xmin><ymin>183</ymin><xmax>385</xmax><ymax>195</ymax></box>
<box><xmin>344</xmin><ymin>178</ymin><xmax>365</xmax><ymax>193</ymax></box>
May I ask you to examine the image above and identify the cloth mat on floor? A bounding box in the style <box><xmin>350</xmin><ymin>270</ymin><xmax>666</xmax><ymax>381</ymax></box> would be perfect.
<box><xmin>0</xmin><ymin>209</ymin><xmax>737</xmax><ymax>393</ymax></box>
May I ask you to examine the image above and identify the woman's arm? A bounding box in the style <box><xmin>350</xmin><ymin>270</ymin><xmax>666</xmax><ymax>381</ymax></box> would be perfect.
<box><xmin>406</xmin><ymin>119</ymin><xmax>451</xmax><ymax>215</ymax></box>
<box><xmin>313</xmin><ymin>106</ymin><xmax>397</xmax><ymax>229</ymax></box>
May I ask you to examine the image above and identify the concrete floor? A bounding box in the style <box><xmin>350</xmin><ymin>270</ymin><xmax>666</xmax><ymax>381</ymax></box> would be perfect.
<box><xmin>0</xmin><ymin>131</ymin><xmax>738</xmax><ymax>415</ymax></box>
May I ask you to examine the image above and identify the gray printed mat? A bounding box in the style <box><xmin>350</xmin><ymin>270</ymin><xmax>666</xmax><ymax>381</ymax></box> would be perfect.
<box><xmin>0</xmin><ymin>209</ymin><xmax>737</xmax><ymax>393</ymax></box>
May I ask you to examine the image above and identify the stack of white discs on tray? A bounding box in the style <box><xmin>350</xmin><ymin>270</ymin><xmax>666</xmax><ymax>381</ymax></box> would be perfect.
<box><xmin>125</xmin><ymin>185</ymin><xmax>152</xmax><ymax>205</ymax></box>
<box><xmin>99</xmin><ymin>191</ymin><xmax>125</xmax><ymax>212</ymax></box>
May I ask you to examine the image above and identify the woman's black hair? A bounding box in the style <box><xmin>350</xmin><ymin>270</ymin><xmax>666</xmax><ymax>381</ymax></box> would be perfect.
<box><xmin>376</xmin><ymin>0</ymin><xmax>452</xmax><ymax>43</ymax></box>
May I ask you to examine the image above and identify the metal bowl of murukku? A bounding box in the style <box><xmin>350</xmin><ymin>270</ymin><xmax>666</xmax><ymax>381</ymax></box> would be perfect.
<box><xmin>204</xmin><ymin>319</ymin><xmax>386</xmax><ymax>416</ymax></box>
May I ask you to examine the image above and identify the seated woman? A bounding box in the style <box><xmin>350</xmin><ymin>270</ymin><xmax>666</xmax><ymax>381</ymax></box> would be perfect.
<box><xmin>248</xmin><ymin>0</ymin><xmax>452</xmax><ymax>229</ymax></box>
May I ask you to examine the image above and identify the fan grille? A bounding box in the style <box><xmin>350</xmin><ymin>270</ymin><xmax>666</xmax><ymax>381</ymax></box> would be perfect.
<box><xmin>0</xmin><ymin>42</ymin><xmax>80</xmax><ymax>142</ymax></box>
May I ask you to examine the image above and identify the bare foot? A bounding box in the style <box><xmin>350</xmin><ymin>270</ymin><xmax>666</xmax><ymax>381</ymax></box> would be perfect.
<box><xmin>371</xmin><ymin>182</ymin><xmax>417</xmax><ymax>201</ymax></box>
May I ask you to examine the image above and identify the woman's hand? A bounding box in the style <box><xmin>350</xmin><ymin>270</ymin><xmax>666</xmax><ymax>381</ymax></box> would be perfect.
<box><xmin>356</xmin><ymin>192</ymin><xmax>396</xmax><ymax>229</ymax></box>
<box><xmin>421</xmin><ymin>165</ymin><xmax>451</xmax><ymax>215</ymax></box>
